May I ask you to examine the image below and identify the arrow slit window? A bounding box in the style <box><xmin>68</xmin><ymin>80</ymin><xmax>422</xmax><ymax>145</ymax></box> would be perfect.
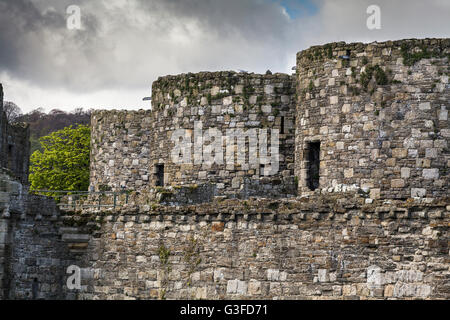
<box><xmin>155</xmin><ymin>164</ymin><xmax>165</xmax><ymax>187</ymax></box>
<box><xmin>306</xmin><ymin>142</ymin><xmax>320</xmax><ymax>191</ymax></box>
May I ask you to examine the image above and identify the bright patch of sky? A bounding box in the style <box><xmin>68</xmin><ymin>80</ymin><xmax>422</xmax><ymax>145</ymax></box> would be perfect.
<box><xmin>279</xmin><ymin>0</ymin><xmax>318</xmax><ymax>19</ymax></box>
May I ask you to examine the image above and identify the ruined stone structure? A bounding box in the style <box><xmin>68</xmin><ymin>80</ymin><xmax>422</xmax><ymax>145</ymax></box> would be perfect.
<box><xmin>295</xmin><ymin>39</ymin><xmax>449</xmax><ymax>200</ymax></box>
<box><xmin>89</xmin><ymin>39</ymin><xmax>448</xmax><ymax>203</ymax></box>
<box><xmin>90</xmin><ymin>72</ymin><xmax>296</xmax><ymax>199</ymax></box>
<box><xmin>0</xmin><ymin>86</ymin><xmax>65</xmax><ymax>299</ymax></box>
<box><xmin>59</xmin><ymin>196</ymin><xmax>450</xmax><ymax>300</ymax></box>
<box><xmin>0</xmin><ymin>169</ymin><xmax>69</xmax><ymax>299</ymax></box>
<box><xmin>0</xmin><ymin>38</ymin><xmax>449</xmax><ymax>300</ymax></box>
<box><xmin>1</xmin><ymin>183</ymin><xmax>449</xmax><ymax>300</ymax></box>
<box><xmin>0</xmin><ymin>84</ymin><xmax>30</xmax><ymax>184</ymax></box>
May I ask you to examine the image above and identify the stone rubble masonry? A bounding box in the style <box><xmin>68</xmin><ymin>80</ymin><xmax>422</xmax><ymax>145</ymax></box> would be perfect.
<box><xmin>3</xmin><ymin>165</ymin><xmax>448</xmax><ymax>300</ymax></box>
<box><xmin>0</xmin><ymin>169</ymin><xmax>78</xmax><ymax>300</ymax></box>
<box><xmin>89</xmin><ymin>110</ymin><xmax>153</xmax><ymax>193</ymax></box>
<box><xmin>0</xmin><ymin>165</ymin><xmax>450</xmax><ymax>299</ymax></box>
<box><xmin>0</xmin><ymin>39</ymin><xmax>449</xmax><ymax>300</ymax></box>
<box><xmin>51</xmin><ymin>194</ymin><xmax>450</xmax><ymax>300</ymax></box>
<box><xmin>295</xmin><ymin>38</ymin><xmax>449</xmax><ymax>199</ymax></box>
<box><xmin>0</xmin><ymin>84</ymin><xmax>30</xmax><ymax>184</ymax></box>
<box><xmin>90</xmin><ymin>38</ymin><xmax>448</xmax><ymax>202</ymax></box>
<box><xmin>90</xmin><ymin>71</ymin><xmax>297</xmax><ymax>199</ymax></box>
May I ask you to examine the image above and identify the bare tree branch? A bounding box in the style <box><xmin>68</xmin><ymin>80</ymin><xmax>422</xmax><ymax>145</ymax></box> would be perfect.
<box><xmin>3</xmin><ymin>101</ymin><xmax>23</xmax><ymax>124</ymax></box>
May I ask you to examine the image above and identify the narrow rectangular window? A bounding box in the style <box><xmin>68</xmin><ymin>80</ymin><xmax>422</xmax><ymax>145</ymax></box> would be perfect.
<box><xmin>280</xmin><ymin>116</ymin><xmax>285</xmax><ymax>134</ymax></box>
<box><xmin>307</xmin><ymin>142</ymin><xmax>320</xmax><ymax>191</ymax></box>
<box><xmin>260</xmin><ymin>164</ymin><xmax>265</xmax><ymax>176</ymax></box>
<box><xmin>155</xmin><ymin>164</ymin><xmax>164</xmax><ymax>187</ymax></box>
<box><xmin>7</xmin><ymin>144</ymin><xmax>13</xmax><ymax>170</ymax></box>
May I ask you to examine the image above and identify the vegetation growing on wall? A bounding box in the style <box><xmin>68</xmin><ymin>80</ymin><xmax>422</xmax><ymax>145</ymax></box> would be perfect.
<box><xmin>158</xmin><ymin>244</ymin><xmax>171</xmax><ymax>300</ymax></box>
<box><xmin>360</xmin><ymin>64</ymin><xmax>388</xmax><ymax>90</ymax></box>
<box><xmin>400</xmin><ymin>43</ymin><xmax>447</xmax><ymax>66</ymax></box>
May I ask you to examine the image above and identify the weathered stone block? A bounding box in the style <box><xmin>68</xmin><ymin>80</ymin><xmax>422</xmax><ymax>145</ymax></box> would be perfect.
<box><xmin>267</xmin><ymin>269</ymin><xmax>280</xmax><ymax>281</ymax></box>
<box><xmin>400</xmin><ymin>167</ymin><xmax>410</xmax><ymax>178</ymax></box>
<box><xmin>344</xmin><ymin>168</ymin><xmax>354</xmax><ymax>178</ymax></box>
<box><xmin>370</xmin><ymin>188</ymin><xmax>380</xmax><ymax>199</ymax></box>
<box><xmin>391</xmin><ymin>179</ymin><xmax>405</xmax><ymax>188</ymax></box>
<box><xmin>392</xmin><ymin>148</ymin><xmax>407</xmax><ymax>158</ymax></box>
<box><xmin>330</xmin><ymin>96</ymin><xmax>339</xmax><ymax>105</ymax></box>
<box><xmin>422</xmin><ymin>169</ymin><xmax>439</xmax><ymax>179</ymax></box>
<box><xmin>411</xmin><ymin>188</ymin><xmax>426</xmax><ymax>198</ymax></box>
<box><xmin>418</xmin><ymin>102</ymin><xmax>431</xmax><ymax>110</ymax></box>
<box><xmin>62</xmin><ymin>234</ymin><xmax>90</xmax><ymax>243</ymax></box>
<box><xmin>248</xmin><ymin>280</ymin><xmax>261</xmax><ymax>295</ymax></box>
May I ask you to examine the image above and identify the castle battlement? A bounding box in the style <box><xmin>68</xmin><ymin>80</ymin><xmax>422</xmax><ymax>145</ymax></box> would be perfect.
<box><xmin>90</xmin><ymin>38</ymin><xmax>449</xmax><ymax>201</ymax></box>
<box><xmin>90</xmin><ymin>71</ymin><xmax>297</xmax><ymax>199</ymax></box>
<box><xmin>295</xmin><ymin>38</ymin><xmax>449</xmax><ymax>199</ymax></box>
<box><xmin>0</xmin><ymin>38</ymin><xmax>449</xmax><ymax>301</ymax></box>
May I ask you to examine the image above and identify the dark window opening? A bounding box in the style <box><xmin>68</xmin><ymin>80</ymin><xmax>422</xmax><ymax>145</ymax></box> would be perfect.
<box><xmin>155</xmin><ymin>164</ymin><xmax>164</xmax><ymax>187</ymax></box>
<box><xmin>32</xmin><ymin>278</ymin><xmax>39</xmax><ymax>300</ymax></box>
<box><xmin>7</xmin><ymin>144</ymin><xmax>13</xmax><ymax>170</ymax></box>
<box><xmin>306</xmin><ymin>142</ymin><xmax>320</xmax><ymax>191</ymax></box>
<box><xmin>280</xmin><ymin>116</ymin><xmax>285</xmax><ymax>134</ymax></box>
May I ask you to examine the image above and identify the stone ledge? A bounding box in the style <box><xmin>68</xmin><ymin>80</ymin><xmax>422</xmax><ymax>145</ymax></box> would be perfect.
<box><xmin>61</xmin><ymin>233</ymin><xmax>90</xmax><ymax>243</ymax></box>
<box><xmin>60</xmin><ymin>195</ymin><xmax>449</xmax><ymax>225</ymax></box>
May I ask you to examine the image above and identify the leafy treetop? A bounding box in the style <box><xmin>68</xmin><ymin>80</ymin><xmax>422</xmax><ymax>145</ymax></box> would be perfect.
<box><xmin>29</xmin><ymin>125</ymin><xmax>91</xmax><ymax>195</ymax></box>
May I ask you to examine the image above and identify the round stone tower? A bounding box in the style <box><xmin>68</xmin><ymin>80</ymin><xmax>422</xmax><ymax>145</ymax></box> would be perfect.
<box><xmin>150</xmin><ymin>71</ymin><xmax>296</xmax><ymax>198</ymax></box>
<box><xmin>294</xmin><ymin>38</ymin><xmax>449</xmax><ymax>199</ymax></box>
<box><xmin>89</xmin><ymin>71</ymin><xmax>297</xmax><ymax>199</ymax></box>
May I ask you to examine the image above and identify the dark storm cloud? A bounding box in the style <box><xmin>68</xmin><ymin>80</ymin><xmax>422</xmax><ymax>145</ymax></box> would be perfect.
<box><xmin>0</xmin><ymin>0</ymin><xmax>294</xmax><ymax>93</ymax></box>
<box><xmin>0</xmin><ymin>0</ymin><xmax>104</xmax><ymax>89</ymax></box>
<box><xmin>0</xmin><ymin>0</ymin><xmax>62</xmax><ymax>72</ymax></box>
<box><xmin>136</xmin><ymin>0</ymin><xmax>289</xmax><ymax>40</ymax></box>
<box><xmin>0</xmin><ymin>0</ymin><xmax>449</xmax><ymax>111</ymax></box>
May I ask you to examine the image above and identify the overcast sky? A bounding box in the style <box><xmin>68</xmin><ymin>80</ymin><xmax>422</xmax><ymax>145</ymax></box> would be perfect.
<box><xmin>0</xmin><ymin>0</ymin><xmax>449</xmax><ymax>113</ymax></box>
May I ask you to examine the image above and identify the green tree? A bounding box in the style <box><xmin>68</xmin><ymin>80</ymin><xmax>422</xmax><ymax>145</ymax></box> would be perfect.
<box><xmin>29</xmin><ymin>125</ymin><xmax>90</xmax><ymax>194</ymax></box>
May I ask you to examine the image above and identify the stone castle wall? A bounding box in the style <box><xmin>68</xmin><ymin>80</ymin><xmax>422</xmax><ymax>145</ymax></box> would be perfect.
<box><xmin>150</xmin><ymin>72</ymin><xmax>296</xmax><ymax>198</ymax></box>
<box><xmin>90</xmin><ymin>71</ymin><xmax>297</xmax><ymax>198</ymax></box>
<box><xmin>89</xmin><ymin>110</ymin><xmax>153</xmax><ymax>192</ymax></box>
<box><xmin>2</xmin><ymin>200</ymin><xmax>70</xmax><ymax>300</ymax></box>
<box><xmin>3</xmin><ymin>183</ymin><xmax>449</xmax><ymax>300</ymax></box>
<box><xmin>1</xmin><ymin>39</ymin><xmax>449</xmax><ymax>301</ymax></box>
<box><xmin>1</xmin><ymin>193</ymin><xmax>449</xmax><ymax>300</ymax></box>
<box><xmin>90</xmin><ymin>39</ymin><xmax>449</xmax><ymax>200</ymax></box>
<box><xmin>0</xmin><ymin>84</ymin><xmax>30</xmax><ymax>184</ymax></box>
<box><xmin>0</xmin><ymin>169</ymin><xmax>78</xmax><ymax>300</ymax></box>
<box><xmin>60</xmin><ymin>195</ymin><xmax>449</xmax><ymax>300</ymax></box>
<box><xmin>295</xmin><ymin>38</ymin><xmax>449</xmax><ymax>199</ymax></box>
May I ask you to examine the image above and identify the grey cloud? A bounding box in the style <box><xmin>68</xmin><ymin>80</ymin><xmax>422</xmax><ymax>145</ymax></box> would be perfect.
<box><xmin>136</xmin><ymin>0</ymin><xmax>290</xmax><ymax>40</ymax></box>
<box><xmin>296</xmin><ymin>0</ymin><xmax>450</xmax><ymax>47</ymax></box>
<box><xmin>0</xmin><ymin>0</ymin><xmax>449</xmax><ymax>112</ymax></box>
<box><xmin>0</xmin><ymin>0</ymin><xmax>295</xmax><ymax>93</ymax></box>
<box><xmin>0</xmin><ymin>0</ymin><xmax>103</xmax><ymax>89</ymax></box>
